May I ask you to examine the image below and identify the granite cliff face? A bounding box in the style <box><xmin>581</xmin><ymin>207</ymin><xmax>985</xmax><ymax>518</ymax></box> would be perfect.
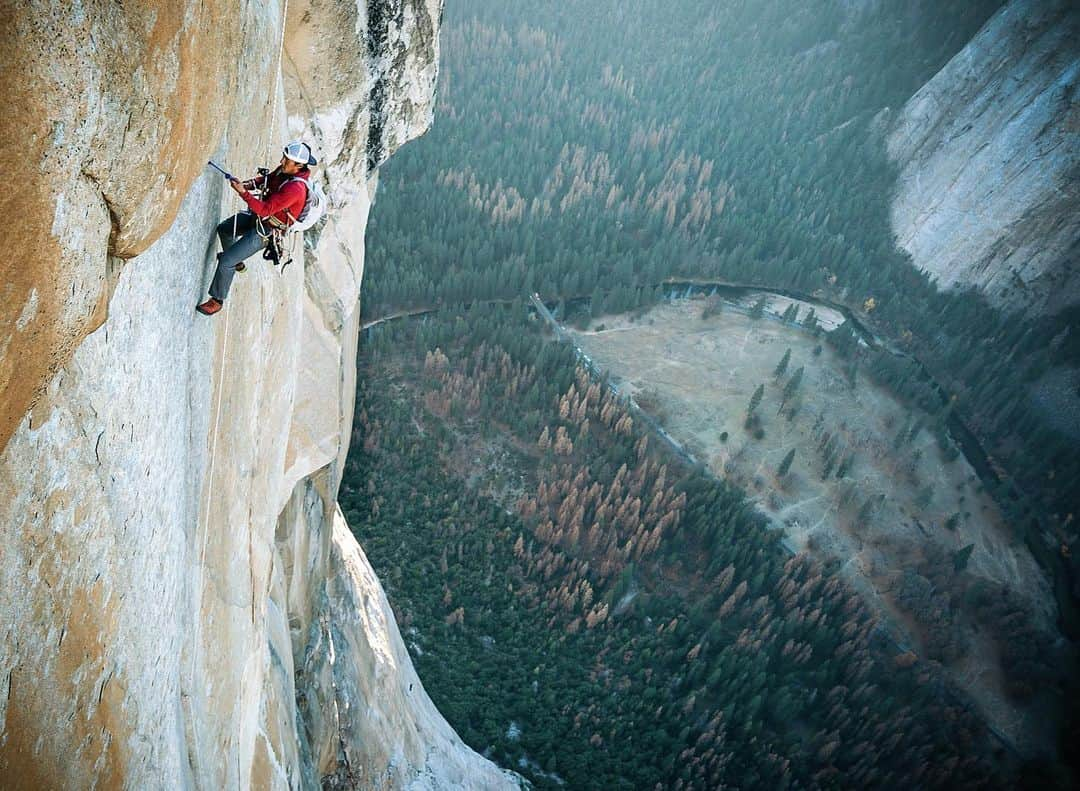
<box><xmin>888</xmin><ymin>0</ymin><xmax>1080</xmax><ymax>316</ymax></box>
<box><xmin>0</xmin><ymin>1</ymin><xmax>515</xmax><ymax>788</ymax></box>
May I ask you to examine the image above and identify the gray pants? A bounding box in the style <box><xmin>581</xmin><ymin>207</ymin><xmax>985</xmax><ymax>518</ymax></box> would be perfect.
<box><xmin>209</xmin><ymin>212</ymin><xmax>265</xmax><ymax>301</ymax></box>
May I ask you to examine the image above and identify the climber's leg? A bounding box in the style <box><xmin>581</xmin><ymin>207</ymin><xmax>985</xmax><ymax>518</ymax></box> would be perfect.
<box><xmin>216</xmin><ymin>212</ymin><xmax>257</xmax><ymax>250</ymax></box>
<box><xmin>208</xmin><ymin>228</ymin><xmax>264</xmax><ymax>302</ymax></box>
<box><xmin>217</xmin><ymin>212</ymin><xmax>259</xmax><ymax>274</ymax></box>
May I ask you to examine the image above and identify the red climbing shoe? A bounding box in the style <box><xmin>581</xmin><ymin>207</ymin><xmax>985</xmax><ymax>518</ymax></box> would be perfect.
<box><xmin>196</xmin><ymin>298</ymin><xmax>223</xmax><ymax>316</ymax></box>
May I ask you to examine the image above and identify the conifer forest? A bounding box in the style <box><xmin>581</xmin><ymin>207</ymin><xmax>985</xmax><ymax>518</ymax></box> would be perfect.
<box><xmin>349</xmin><ymin>0</ymin><xmax>1079</xmax><ymax>786</ymax></box>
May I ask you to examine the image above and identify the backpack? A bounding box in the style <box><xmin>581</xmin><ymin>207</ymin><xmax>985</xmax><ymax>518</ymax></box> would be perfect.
<box><xmin>286</xmin><ymin>176</ymin><xmax>327</xmax><ymax>232</ymax></box>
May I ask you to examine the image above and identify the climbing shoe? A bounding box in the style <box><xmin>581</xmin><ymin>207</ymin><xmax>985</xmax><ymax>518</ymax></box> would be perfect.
<box><xmin>196</xmin><ymin>298</ymin><xmax>223</xmax><ymax>316</ymax></box>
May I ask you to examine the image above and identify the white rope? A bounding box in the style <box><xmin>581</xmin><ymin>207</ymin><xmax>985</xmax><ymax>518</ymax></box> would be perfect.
<box><xmin>187</xmin><ymin>297</ymin><xmax>231</xmax><ymax>782</ymax></box>
<box><xmin>267</xmin><ymin>0</ymin><xmax>290</xmax><ymax>160</ymax></box>
<box><xmin>187</xmin><ymin>1</ymin><xmax>289</xmax><ymax>779</ymax></box>
<box><xmin>195</xmin><ymin>299</ymin><xmax>231</xmax><ymax>580</ymax></box>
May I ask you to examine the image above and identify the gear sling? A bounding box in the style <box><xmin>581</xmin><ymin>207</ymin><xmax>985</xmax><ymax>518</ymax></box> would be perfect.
<box><xmin>247</xmin><ymin>170</ymin><xmax>321</xmax><ymax>274</ymax></box>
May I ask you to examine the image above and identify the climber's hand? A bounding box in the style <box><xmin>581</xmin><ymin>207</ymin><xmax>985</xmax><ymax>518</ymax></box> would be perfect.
<box><xmin>228</xmin><ymin>178</ymin><xmax>246</xmax><ymax>195</ymax></box>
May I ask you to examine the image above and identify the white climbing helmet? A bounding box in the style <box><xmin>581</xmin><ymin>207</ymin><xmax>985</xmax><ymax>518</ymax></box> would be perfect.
<box><xmin>283</xmin><ymin>140</ymin><xmax>317</xmax><ymax>166</ymax></box>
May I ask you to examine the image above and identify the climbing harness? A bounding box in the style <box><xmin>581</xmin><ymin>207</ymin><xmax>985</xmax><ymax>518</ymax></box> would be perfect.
<box><xmin>259</xmin><ymin>220</ymin><xmax>293</xmax><ymax>272</ymax></box>
<box><xmin>254</xmin><ymin>171</ymin><xmax>327</xmax><ymax>273</ymax></box>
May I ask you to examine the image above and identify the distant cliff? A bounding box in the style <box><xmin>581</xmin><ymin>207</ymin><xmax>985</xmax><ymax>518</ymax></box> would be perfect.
<box><xmin>0</xmin><ymin>1</ymin><xmax>515</xmax><ymax>788</ymax></box>
<box><xmin>888</xmin><ymin>0</ymin><xmax>1079</xmax><ymax>316</ymax></box>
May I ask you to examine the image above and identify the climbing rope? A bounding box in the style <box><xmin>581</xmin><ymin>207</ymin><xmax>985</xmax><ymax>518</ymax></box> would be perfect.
<box><xmin>267</xmin><ymin>0</ymin><xmax>290</xmax><ymax>161</ymax></box>
<box><xmin>187</xmin><ymin>0</ymin><xmax>290</xmax><ymax>776</ymax></box>
<box><xmin>187</xmin><ymin>283</ymin><xmax>231</xmax><ymax>778</ymax></box>
<box><xmin>196</xmin><ymin>0</ymin><xmax>291</xmax><ymax>602</ymax></box>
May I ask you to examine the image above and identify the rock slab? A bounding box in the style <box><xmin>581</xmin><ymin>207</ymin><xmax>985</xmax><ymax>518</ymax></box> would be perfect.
<box><xmin>0</xmin><ymin>1</ymin><xmax>517</xmax><ymax>789</ymax></box>
<box><xmin>888</xmin><ymin>0</ymin><xmax>1080</xmax><ymax>316</ymax></box>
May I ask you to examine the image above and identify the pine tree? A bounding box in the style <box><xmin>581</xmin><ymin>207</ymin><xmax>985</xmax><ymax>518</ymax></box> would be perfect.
<box><xmin>953</xmin><ymin>544</ymin><xmax>974</xmax><ymax>572</ymax></box>
<box><xmin>821</xmin><ymin>456</ymin><xmax>836</xmax><ymax>480</ymax></box>
<box><xmin>835</xmin><ymin>454</ymin><xmax>854</xmax><ymax>479</ymax></box>
<box><xmin>747</xmin><ymin>384</ymin><xmax>764</xmax><ymax>415</ymax></box>
<box><xmin>781</xmin><ymin>366</ymin><xmax>804</xmax><ymax>407</ymax></box>
<box><xmin>774</xmin><ymin>348</ymin><xmax>792</xmax><ymax>379</ymax></box>
<box><xmin>749</xmin><ymin>295</ymin><xmax>767</xmax><ymax>319</ymax></box>
<box><xmin>778</xmin><ymin>449</ymin><xmax>796</xmax><ymax>477</ymax></box>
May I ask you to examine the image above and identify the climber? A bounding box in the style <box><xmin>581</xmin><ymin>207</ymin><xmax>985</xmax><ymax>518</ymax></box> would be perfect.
<box><xmin>196</xmin><ymin>141</ymin><xmax>318</xmax><ymax>316</ymax></box>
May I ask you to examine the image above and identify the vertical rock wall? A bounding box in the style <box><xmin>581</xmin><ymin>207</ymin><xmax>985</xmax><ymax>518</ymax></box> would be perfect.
<box><xmin>0</xmin><ymin>1</ymin><xmax>516</xmax><ymax>788</ymax></box>
<box><xmin>887</xmin><ymin>0</ymin><xmax>1080</xmax><ymax>316</ymax></box>
<box><xmin>0</xmin><ymin>0</ymin><xmax>277</xmax><ymax>455</ymax></box>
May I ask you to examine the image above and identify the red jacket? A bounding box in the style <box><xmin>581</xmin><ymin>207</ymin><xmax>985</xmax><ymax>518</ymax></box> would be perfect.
<box><xmin>240</xmin><ymin>168</ymin><xmax>309</xmax><ymax>226</ymax></box>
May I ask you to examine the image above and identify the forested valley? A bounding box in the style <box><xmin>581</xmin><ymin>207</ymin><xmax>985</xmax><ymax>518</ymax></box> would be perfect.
<box><xmin>349</xmin><ymin>0</ymin><xmax>1078</xmax><ymax>786</ymax></box>
<box><xmin>345</xmin><ymin>308</ymin><xmax>1011</xmax><ymax>788</ymax></box>
<box><xmin>364</xmin><ymin>0</ymin><xmax>1079</xmax><ymax>586</ymax></box>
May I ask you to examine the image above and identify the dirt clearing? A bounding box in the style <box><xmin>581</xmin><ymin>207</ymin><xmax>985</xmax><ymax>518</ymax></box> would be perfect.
<box><xmin>570</xmin><ymin>294</ymin><xmax>1058</xmax><ymax>753</ymax></box>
